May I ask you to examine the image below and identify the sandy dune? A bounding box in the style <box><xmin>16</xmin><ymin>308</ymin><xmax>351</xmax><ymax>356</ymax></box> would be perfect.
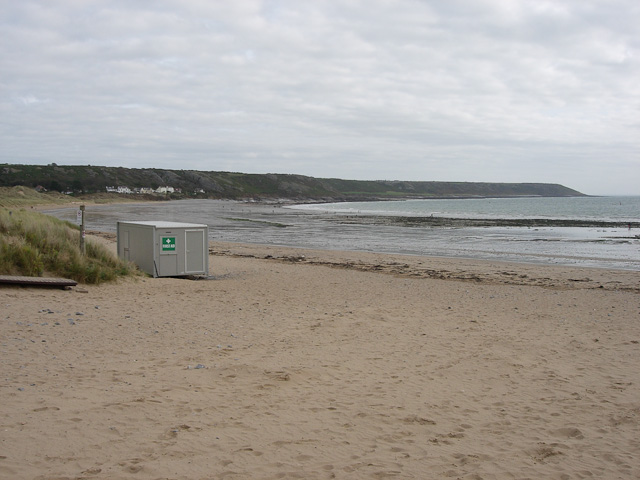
<box><xmin>1</xmin><ymin>238</ymin><xmax>639</xmax><ymax>479</ymax></box>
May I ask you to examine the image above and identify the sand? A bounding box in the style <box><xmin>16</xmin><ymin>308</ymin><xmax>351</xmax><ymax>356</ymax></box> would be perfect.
<box><xmin>1</xmin><ymin>237</ymin><xmax>639</xmax><ymax>479</ymax></box>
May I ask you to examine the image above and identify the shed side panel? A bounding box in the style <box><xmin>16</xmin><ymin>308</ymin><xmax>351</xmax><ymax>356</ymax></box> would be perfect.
<box><xmin>122</xmin><ymin>224</ymin><xmax>156</xmax><ymax>276</ymax></box>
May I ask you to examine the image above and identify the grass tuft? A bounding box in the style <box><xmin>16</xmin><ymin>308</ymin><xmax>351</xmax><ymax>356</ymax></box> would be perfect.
<box><xmin>0</xmin><ymin>208</ymin><xmax>138</xmax><ymax>284</ymax></box>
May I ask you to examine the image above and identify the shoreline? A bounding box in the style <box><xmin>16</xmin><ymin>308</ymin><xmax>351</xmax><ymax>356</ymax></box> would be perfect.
<box><xmin>88</xmin><ymin>232</ymin><xmax>640</xmax><ymax>292</ymax></box>
<box><xmin>210</xmin><ymin>241</ymin><xmax>640</xmax><ymax>293</ymax></box>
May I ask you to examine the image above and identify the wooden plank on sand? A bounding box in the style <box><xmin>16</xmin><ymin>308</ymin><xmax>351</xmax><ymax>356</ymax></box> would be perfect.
<box><xmin>0</xmin><ymin>275</ymin><xmax>78</xmax><ymax>288</ymax></box>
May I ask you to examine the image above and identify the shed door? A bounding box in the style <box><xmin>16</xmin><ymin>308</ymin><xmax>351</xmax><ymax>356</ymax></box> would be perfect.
<box><xmin>185</xmin><ymin>229</ymin><xmax>206</xmax><ymax>273</ymax></box>
<box><xmin>158</xmin><ymin>233</ymin><xmax>178</xmax><ymax>276</ymax></box>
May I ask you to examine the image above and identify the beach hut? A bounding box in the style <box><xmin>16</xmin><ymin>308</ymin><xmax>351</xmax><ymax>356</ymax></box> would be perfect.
<box><xmin>117</xmin><ymin>221</ymin><xmax>209</xmax><ymax>277</ymax></box>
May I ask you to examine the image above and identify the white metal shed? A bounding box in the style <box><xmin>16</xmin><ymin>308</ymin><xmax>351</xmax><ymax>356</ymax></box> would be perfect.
<box><xmin>117</xmin><ymin>221</ymin><xmax>209</xmax><ymax>277</ymax></box>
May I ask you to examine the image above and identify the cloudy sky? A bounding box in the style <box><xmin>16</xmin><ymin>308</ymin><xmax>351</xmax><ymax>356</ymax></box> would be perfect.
<box><xmin>1</xmin><ymin>0</ymin><xmax>638</xmax><ymax>195</ymax></box>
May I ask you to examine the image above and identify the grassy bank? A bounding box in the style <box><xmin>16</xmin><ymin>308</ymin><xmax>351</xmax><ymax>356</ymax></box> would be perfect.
<box><xmin>0</xmin><ymin>208</ymin><xmax>138</xmax><ymax>284</ymax></box>
<box><xmin>0</xmin><ymin>185</ymin><xmax>167</xmax><ymax>209</ymax></box>
<box><xmin>0</xmin><ymin>186</ymin><xmax>75</xmax><ymax>208</ymax></box>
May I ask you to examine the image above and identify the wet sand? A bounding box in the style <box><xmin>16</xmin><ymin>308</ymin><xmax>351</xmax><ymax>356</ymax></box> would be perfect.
<box><xmin>1</xmin><ymin>237</ymin><xmax>639</xmax><ymax>479</ymax></box>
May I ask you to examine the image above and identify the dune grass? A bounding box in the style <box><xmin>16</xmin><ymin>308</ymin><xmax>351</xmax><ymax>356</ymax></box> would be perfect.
<box><xmin>0</xmin><ymin>208</ymin><xmax>138</xmax><ymax>284</ymax></box>
<box><xmin>0</xmin><ymin>186</ymin><xmax>74</xmax><ymax>208</ymax></box>
<box><xmin>0</xmin><ymin>186</ymin><xmax>158</xmax><ymax>209</ymax></box>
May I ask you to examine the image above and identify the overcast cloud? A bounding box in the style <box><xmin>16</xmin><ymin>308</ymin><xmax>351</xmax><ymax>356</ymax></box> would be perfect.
<box><xmin>1</xmin><ymin>0</ymin><xmax>638</xmax><ymax>195</ymax></box>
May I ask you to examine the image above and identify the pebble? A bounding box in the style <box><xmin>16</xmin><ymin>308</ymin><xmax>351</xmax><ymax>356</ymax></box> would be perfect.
<box><xmin>187</xmin><ymin>364</ymin><xmax>206</xmax><ymax>370</ymax></box>
<box><xmin>67</xmin><ymin>319</ymin><xmax>76</xmax><ymax>325</ymax></box>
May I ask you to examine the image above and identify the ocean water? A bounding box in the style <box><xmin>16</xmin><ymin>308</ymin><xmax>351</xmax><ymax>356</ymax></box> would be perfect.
<box><xmin>43</xmin><ymin>196</ymin><xmax>640</xmax><ymax>271</ymax></box>
<box><xmin>291</xmin><ymin>196</ymin><xmax>640</xmax><ymax>222</ymax></box>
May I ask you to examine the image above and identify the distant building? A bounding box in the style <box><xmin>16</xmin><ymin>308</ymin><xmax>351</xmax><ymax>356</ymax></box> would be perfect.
<box><xmin>106</xmin><ymin>186</ymin><xmax>133</xmax><ymax>194</ymax></box>
<box><xmin>106</xmin><ymin>185</ymin><xmax>177</xmax><ymax>195</ymax></box>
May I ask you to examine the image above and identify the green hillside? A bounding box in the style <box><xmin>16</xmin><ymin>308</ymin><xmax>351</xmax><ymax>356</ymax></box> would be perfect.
<box><xmin>0</xmin><ymin>163</ymin><xmax>585</xmax><ymax>200</ymax></box>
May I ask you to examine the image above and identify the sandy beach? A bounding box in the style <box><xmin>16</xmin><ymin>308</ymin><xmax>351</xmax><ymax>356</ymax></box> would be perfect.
<box><xmin>1</xmin><ymin>237</ymin><xmax>639</xmax><ymax>479</ymax></box>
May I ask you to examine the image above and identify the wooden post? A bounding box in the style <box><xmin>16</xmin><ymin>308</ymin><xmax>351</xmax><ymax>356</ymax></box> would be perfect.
<box><xmin>79</xmin><ymin>205</ymin><xmax>86</xmax><ymax>255</ymax></box>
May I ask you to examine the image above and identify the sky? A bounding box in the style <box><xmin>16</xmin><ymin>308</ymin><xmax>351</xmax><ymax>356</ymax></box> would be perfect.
<box><xmin>1</xmin><ymin>0</ymin><xmax>639</xmax><ymax>196</ymax></box>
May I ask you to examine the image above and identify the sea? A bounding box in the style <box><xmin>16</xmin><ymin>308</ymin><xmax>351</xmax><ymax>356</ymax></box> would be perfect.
<box><xmin>43</xmin><ymin>196</ymin><xmax>640</xmax><ymax>271</ymax></box>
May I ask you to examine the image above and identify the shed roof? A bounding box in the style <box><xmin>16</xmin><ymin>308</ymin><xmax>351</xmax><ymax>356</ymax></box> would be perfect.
<box><xmin>117</xmin><ymin>221</ymin><xmax>207</xmax><ymax>228</ymax></box>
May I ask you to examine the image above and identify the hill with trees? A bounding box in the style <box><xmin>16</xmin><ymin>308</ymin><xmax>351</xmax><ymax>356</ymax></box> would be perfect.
<box><xmin>1</xmin><ymin>163</ymin><xmax>585</xmax><ymax>201</ymax></box>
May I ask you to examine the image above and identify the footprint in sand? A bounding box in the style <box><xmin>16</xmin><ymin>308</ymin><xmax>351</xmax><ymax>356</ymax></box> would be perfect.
<box><xmin>32</xmin><ymin>406</ymin><xmax>60</xmax><ymax>412</ymax></box>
